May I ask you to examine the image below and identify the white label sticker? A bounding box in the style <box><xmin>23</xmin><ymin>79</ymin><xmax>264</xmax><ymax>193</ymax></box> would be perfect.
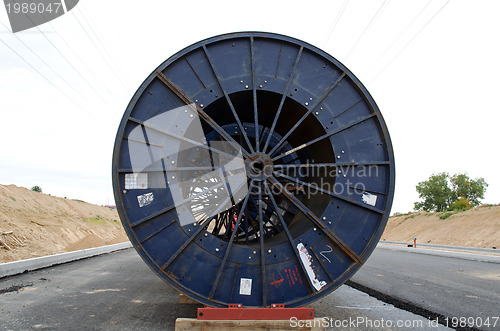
<box><xmin>125</xmin><ymin>173</ymin><xmax>148</xmax><ymax>189</ymax></box>
<box><xmin>362</xmin><ymin>193</ymin><xmax>377</xmax><ymax>206</ymax></box>
<box><xmin>297</xmin><ymin>243</ymin><xmax>327</xmax><ymax>291</ymax></box>
<box><xmin>137</xmin><ymin>192</ymin><xmax>154</xmax><ymax>207</ymax></box>
<box><xmin>239</xmin><ymin>278</ymin><xmax>252</xmax><ymax>296</ymax></box>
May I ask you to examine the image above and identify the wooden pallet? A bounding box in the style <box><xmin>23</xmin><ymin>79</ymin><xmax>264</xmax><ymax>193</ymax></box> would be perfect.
<box><xmin>175</xmin><ymin>317</ymin><xmax>327</xmax><ymax>331</ymax></box>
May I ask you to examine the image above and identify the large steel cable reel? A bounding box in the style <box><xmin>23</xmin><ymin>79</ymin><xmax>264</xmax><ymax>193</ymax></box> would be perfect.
<box><xmin>112</xmin><ymin>32</ymin><xmax>395</xmax><ymax>308</ymax></box>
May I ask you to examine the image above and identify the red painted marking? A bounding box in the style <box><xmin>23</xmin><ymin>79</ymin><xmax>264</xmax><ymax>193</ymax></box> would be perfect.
<box><xmin>285</xmin><ymin>268</ymin><xmax>296</xmax><ymax>285</ymax></box>
<box><xmin>292</xmin><ymin>269</ymin><xmax>299</xmax><ymax>283</ymax></box>
<box><xmin>295</xmin><ymin>266</ymin><xmax>303</xmax><ymax>284</ymax></box>
<box><xmin>271</xmin><ymin>278</ymin><xmax>284</xmax><ymax>286</ymax></box>
<box><xmin>284</xmin><ymin>269</ymin><xmax>292</xmax><ymax>286</ymax></box>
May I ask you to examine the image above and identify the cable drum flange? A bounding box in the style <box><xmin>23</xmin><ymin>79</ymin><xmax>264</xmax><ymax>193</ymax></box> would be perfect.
<box><xmin>112</xmin><ymin>32</ymin><xmax>395</xmax><ymax>308</ymax></box>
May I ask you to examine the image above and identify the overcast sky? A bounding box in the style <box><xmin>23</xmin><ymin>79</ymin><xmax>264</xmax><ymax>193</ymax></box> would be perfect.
<box><xmin>0</xmin><ymin>0</ymin><xmax>498</xmax><ymax>213</ymax></box>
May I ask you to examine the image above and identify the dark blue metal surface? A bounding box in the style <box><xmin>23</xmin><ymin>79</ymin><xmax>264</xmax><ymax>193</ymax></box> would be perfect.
<box><xmin>112</xmin><ymin>32</ymin><xmax>395</xmax><ymax>308</ymax></box>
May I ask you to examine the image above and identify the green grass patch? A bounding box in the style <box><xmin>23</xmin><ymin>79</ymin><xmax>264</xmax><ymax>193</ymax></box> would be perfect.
<box><xmin>87</xmin><ymin>215</ymin><xmax>106</xmax><ymax>224</ymax></box>
<box><xmin>87</xmin><ymin>218</ymin><xmax>106</xmax><ymax>224</ymax></box>
<box><xmin>391</xmin><ymin>211</ymin><xmax>414</xmax><ymax>218</ymax></box>
<box><xmin>439</xmin><ymin>212</ymin><xmax>454</xmax><ymax>220</ymax></box>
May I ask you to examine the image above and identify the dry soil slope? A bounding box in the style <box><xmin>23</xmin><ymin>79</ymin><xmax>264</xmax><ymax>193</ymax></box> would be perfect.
<box><xmin>1</xmin><ymin>183</ymin><xmax>498</xmax><ymax>263</ymax></box>
<box><xmin>0</xmin><ymin>184</ymin><xmax>128</xmax><ymax>263</ymax></box>
<box><xmin>383</xmin><ymin>205</ymin><xmax>500</xmax><ymax>248</ymax></box>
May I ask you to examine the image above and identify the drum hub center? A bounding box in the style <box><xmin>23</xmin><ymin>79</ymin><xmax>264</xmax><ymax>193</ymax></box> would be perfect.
<box><xmin>245</xmin><ymin>153</ymin><xmax>273</xmax><ymax>181</ymax></box>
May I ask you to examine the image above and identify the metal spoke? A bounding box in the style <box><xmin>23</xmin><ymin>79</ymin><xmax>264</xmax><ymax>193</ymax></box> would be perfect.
<box><xmin>160</xmin><ymin>218</ymin><xmax>211</xmax><ymax>272</ymax></box>
<box><xmin>275</xmin><ymin>43</ymin><xmax>283</xmax><ymax>79</ymax></box>
<box><xmin>268</xmin><ymin>72</ymin><xmax>346</xmax><ymax>156</ymax></box>
<box><xmin>261</xmin><ymin>197</ymin><xmax>298</xmax><ymax>215</ymax></box>
<box><xmin>272</xmin><ymin>113</ymin><xmax>377</xmax><ymax>162</ymax></box>
<box><xmin>262</xmin><ymin>47</ymin><xmax>303</xmax><ymax>153</ymax></box>
<box><xmin>308</xmin><ymin>247</ymin><xmax>334</xmax><ymax>282</ymax></box>
<box><xmin>330</xmin><ymin>98</ymin><xmax>363</xmax><ymax>120</ymax></box>
<box><xmin>209</xmin><ymin>185</ymin><xmax>253</xmax><ymax>299</ymax></box>
<box><xmin>140</xmin><ymin>124</ymin><xmax>156</xmax><ymax>165</ymax></box>
<box><xmin>223</xmin><ymin>212</ymin><xmax>232</xmax><ymax>241</ymax></box>
<box><xmin>258</xmin><ymin>182</ymin><xmax>267</xmax><ymax>306</ymax></box>
<box><xmin>263</xmin><ymin>182</ymin><xmax>315</xmax><ymax>293</ymax></box>
<box><xmin>258</xmin><ymin>201</ymin><xmax>284</xmax><ymax>233</ymax></box>
<box><xmin>274</xmin><ymin>171</ymin><xmax>384</xmax><ymax>214</ymax></box>
<box><xmin>155</xmin><ymin>70</ymin><xmax>250</xmax><ymax>158</ymax></box>
<box><xmin>140</xmin><ymin>218</ymin><xmax>176</xmax><ymax>244</ymax></box>
<box><xmin>184</xmin><ymin>57</ymin><xmax>207</xmax><ymax>89</ymax></box>
<box><xmin>250</xmin><ymin>37</ymin><xmax>260</xmax><ymax>152</ymax></box>
<box><xmin>160</xmin><ymin>195</ymin><xmax>234</xmax><ymax>271</ymax></box>
<box><xmin>244</xmin><ymin>194</ymin><xmax>250</xmax><ymax>243</ymax></box>
<box><xmin>267</xmin><ymin>175</ymin><xmax>361</xmax><ymax>263</ymax></box>
<box><xmin>125</xmin><ymin>137</ymin><xmax>163</xmax><ymax>148</ymax></box>
<box><xmin>245</xmin><ymin>200</ymin><xmax>260</xmax><ymax>233</ymax></box>
<box><xmin>130</xmin><ymin>182</ymin><xmax>225</xmax><ymax>228</ymax></box>
<box><xmin>202</xmin><ymin>46</ymin><xmax>255</xmax><ymax>154</ymax></box>
<box><xmin>128</xmin><ymin>116</ymin><xmax>237</xmax><ymax>160</ymax></box>
<box><xmin>211</xmin><ymin>216</ymin><xmax>224</xmax><ymax>237</ymax></box>
<box><xmin>119</xmin><ymin>166</ymin><xmax>222</xmax><ymax>172</ymax></box>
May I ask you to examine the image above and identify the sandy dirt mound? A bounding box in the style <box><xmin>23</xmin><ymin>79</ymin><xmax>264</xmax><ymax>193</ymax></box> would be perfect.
<box><xmin>0</xmin><ymin>184</ymin><xmax>128</xmax><ymax>263</ymax></box>
<box><xmin>1</xmin><ymin>183</ymin><xmax>498</xmax><ymax>262</ymax></box>
<box><xmin>383</xmin><ymin>205</ymin><xmax>500</xmax><ymax>248</ymax></box>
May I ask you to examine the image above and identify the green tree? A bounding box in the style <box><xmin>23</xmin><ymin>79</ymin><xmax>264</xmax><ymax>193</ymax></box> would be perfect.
<box><xmin>414</xmin><ymin>172</ymin><xmax>453</xmax><ymax>212</ymax></box>
<box><xmin>450</xmin><ymin>173</ymin><xmax>488</xmax><ymax>207</ymax></box>
<box><xmin>450</xmin><ymin>198</ymin><xmax>472</xmax><ymax>211</ymax></box>
<box><xmin>30</xmin><ymin>185</ymin><xmax>42</xmax><ymax>193</ymax></box>
<box><xmin>414</xmin><ymin>173</ymin><xmax>488</xmax><ymax>212</ymax></box>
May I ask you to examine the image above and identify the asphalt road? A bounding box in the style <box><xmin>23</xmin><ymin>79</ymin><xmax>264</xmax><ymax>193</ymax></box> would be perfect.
<box><xmin>350</xmin><ymin>245</ymin><xmax>500</xmax><ymax>330</ymax></box>
<box><xmin>0</xmin><ymin>248</ymin><xmax>451</xmax><ymax>331</ymax></box>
